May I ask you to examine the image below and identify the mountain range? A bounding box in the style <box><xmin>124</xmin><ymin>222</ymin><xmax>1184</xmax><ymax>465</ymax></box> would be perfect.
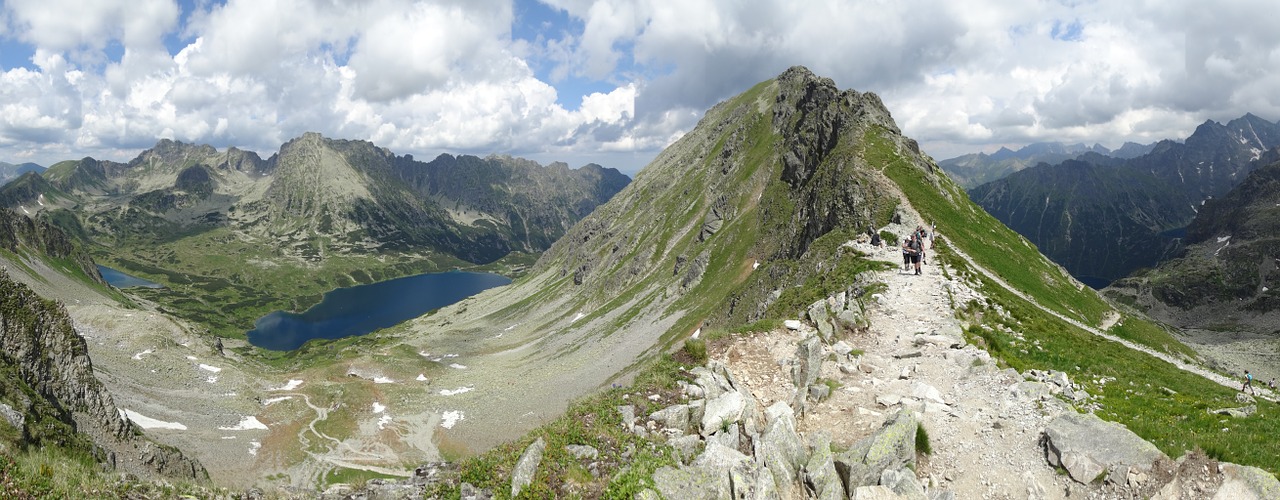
<box><xmin>938</xmin><ymin>141</ymin><xmax>1154</xmax><ymax>188</ymax></box>
<box><xmin>970</xmin><ymin>114</ymin><xmax>1280</xmax><ymax>287</ymax></box>
<box><xmin>0</xmin><ymin>134</ymin><xmax>629</xmax><ymax>335</ymax></box>
<box><xmin>0</xmin><ymin>161</ymin><xmax>44</xmax><ymax>186</ymax></box>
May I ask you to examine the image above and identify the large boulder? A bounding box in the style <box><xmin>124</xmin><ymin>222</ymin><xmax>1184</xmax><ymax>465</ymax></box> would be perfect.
<box><xmin>759</xmin><ymin>402</ymin><xmax>806</xmax><ymax>497</ymax></box>
<box><xmin>652</xmin><ymin>443</ymin><xmax>754</xmax><ymax>500</ymax></box>
<box><xmin>804</xmin><ymin>433</ymin><xmax>846</xmax><ymax>500</ymax></box>
<box><xmin>792</xmin><ymin>335</ymin><xmax>824</xmax><ymax>389</ymax></box>
<box><xmin>510</xmin><ymin>437</ymin><xmax>546</xmax><ymax>497</ymax></box>
<box><xmin>650</xmin><ymin>404</ymin><xmax>692</xmax><ymax>435</ymax></box>
<box><xmin>1213</xmin><ymin>463</ymin><xmax>1280</xmax><ymax>500</ymax></box>
<box><xmin>701</xmin><ymin>391</ymin><xmax>746</xmax><ymax>436</ymax></box>
<box><xmin>1043</xmin><ymin>412</ymin><xmax>1168</xmax><ymax>484</ymax></box>
<box><xmin>835</xmin><ymin>411</ymin><xmax>919</xmax><ymax>491</ymax></box>
<box><xmin>809</xmin><ymin>300</ymin><xmax>836</xmax><ymax>341</ymax></box>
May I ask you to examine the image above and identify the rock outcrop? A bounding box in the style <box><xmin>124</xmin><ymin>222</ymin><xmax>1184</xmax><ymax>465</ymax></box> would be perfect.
<box><xmin>0</xmin><ymin>270</ymin><xmax>205</xmax><ymax>481</ymax></box>
<box><xmin>1042</xmin><ymin>411</ymin><xmax>1168</xmax><ymax>484</ymax></box>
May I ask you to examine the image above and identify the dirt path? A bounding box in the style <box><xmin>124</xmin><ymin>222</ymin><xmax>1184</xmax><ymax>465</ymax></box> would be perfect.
<box><xmin>721</xmin><ymin>230</ymin><xmax>1086</xmax><ymax>498</ymax></box>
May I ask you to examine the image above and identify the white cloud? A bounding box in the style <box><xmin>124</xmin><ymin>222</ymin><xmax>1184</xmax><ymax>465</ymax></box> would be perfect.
<box><xmin>0</xmin><ymin>0</ymin><xmax>1279</xmax><ymax>172</ymax></box>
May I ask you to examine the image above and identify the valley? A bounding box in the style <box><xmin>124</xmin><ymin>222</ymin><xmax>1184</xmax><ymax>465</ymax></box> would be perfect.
<box><xmin>1</xmin><ymin>65</ymin><xmax>1279</xmax><ymax>499</ymax></box>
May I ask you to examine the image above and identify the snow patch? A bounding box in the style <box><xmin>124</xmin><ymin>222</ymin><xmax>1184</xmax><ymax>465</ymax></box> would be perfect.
<box><xmin>185</xmin><ymin>356</ymin><xmax>197</xmax><ymax>361</ymax></box>
<box><xmin>440</xmin><ymin>411</ymin><xmax>464</xmax><ymax>429</ymax></box>
<box><xmin>132</xmin><ymin>349</ymin><xmax>154</xmax><ymax>360</ymax></box>
<box><xmin>220</xmin><ymin>436</ymin><xmax>236</xmax><ymax>440</ymax></box>
<box><xmin>692</xmin><ymin>328</ymin><xmax>701</xmax><ymax>339</ymax></box>
<box><xmin>377</xmin><ymin>414</ymin><xmax>393</xmax><ymax>430</ymax></box>
<box><xmin>752</xmin><ymin>260</ymin><xmax>760</xmax><ymax>270</ymax></box>
<box><xmin>120</xmin><ymin>409</ymin><xmax>187</xmax><ymax>430</ymax></box>
<box><xmin>449</xmin><ymin>363</ymin><xmax>468</xmax><ymax>370</ymax></box>
<box><xmin>36</xmin><ymin>194</ymin><xmax>43</xmax><ymax>206</ymax></box>
<box><xmin>219</xmin><ymin>416</ymin><xmax>269</xmax><ymax>431</ymax></box>
<box><xmin>19</xmin><ymin>206</ymin><xmax>29</xmax><ymax>215</ymax></box>
<box><xmin>262</xmin><ymin>397</ymin><xmax>292</xmax><ymax>405</ymax></box>
<box><xmin>440</xmin><ymin>386</ymin><xmax>474</xmax><ymax>396</ymax></box>
<box><xmin>206</xmin><ymin>376</ymin><xmax>218</xmax><ymax>384</ymax></box>
<box><xmin>373</xmin><ymin>377</ymin><xmax>395</xmax><ymax>384</ymax></box>
<box><xmin>504</xmin><ymin>323</ymin><xmax>519</xmax><ymax>331</ymax></box>
<box><xmin>416</xmin><ymin>374</ymin><xmax>428</xmax><ymax>381</ymax></box>
<box><xmin>372</xmin><ymin>402</ymin><xmax>386</xmax><ymax>414</ymax></box>
<box><xmin>1218</xmin><ymin>235</ymin><xmax>1231</xmax><ymax>243</ymax></box>
<box><xmin>571</xmin><ymin>312</ymin><xmax>586</xmax><ymax>323</ymax></box>
<box><xmin>248</xmin><ymin>441</ymin><xmax>261</xmax><ymax>456</ymax></box>
<box><xmin>199</xmin><ymin>364</ymin><xmax>222</xmax><ymax>373</ymax></box>
<box><xmin>273</xmin><ymin>379</ymin><xmax>303</xmax><ymax>391</ymax></box>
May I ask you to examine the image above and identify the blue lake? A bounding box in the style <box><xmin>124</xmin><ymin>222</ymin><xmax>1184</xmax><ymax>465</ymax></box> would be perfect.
<box><xmin>246</xmin><ymin>270</ymin><xmax>512</xmax><ymax>351</ymax></box>
<box><xmin>97</xmin><ymin>265</ymin><xmax>163</xmax><ymax>289</ymax></box>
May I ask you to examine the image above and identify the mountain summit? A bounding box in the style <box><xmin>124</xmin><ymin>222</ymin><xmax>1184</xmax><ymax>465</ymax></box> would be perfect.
<box><xmin>400</xmin><ymin>65</ymin><xmax>939</xmax><ymax>452</ymax></box>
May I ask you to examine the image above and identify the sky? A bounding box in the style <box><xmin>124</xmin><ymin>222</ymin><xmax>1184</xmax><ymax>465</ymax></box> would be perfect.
<box><xmin>1</xmin><ymin>0</ymin><xmax>1279</xmax><ymax>176</ymax></box>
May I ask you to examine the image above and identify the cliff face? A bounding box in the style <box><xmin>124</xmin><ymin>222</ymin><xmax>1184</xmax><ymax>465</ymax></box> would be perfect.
<box><xmin>0</xmin><ymin>270</ymin><xmax>205</xmax><ymax>481</ymax></box>
<box><xmin>0</xmin><ymin>208</ymin><xmax>103</xmax><ymax>286</ymax></box>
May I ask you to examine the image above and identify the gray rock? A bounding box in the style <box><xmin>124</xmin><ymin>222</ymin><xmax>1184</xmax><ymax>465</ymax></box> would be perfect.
<box><xmin>617</xmin><ymin>405</ymin><xmax>636</xmax><ymax>428</ymax></box>
<box><xmin>1010</xmin><ymin>381</ymin><xmax>1050</xmax><ymax>401</ymax></box>
<box><xmin>1048</xmin><ymin>371</ymin><xmax>1071</xmax><ymax>389</ymax></box>
<box><xmin>701</xmin><ymin>391</ymin><xmax>746</xmax><ymax>436</ymax></box>
<box><xmin>1235</xmin><ymin>392</ymin><xmax>1257</xmax><ymax>405</ymax></box>
<box><xmin>913</xmin><ymin>334</ymin><xmax>961</xmax><ymax>348</ymax></box>
<box><xmin>1043</xmin><ymin>412</ymin><xmax>1167</xmax><ymax>484</ymax></box>
<box><xmin>634</xmin><ymin>489</ymin><xmax>662</xmax><ymax>500</ymax></box>
<box><xmin>832</xmin><ymin>341</ymin><xmax>856</xmax><ymax>358</ymax></box>
<box><xmin>792</xmin><ymin>335</ymin><xmax>824</xmax><ymax>389</ymax></box>
<box><xmin>784</xmin><ymin>319</ymin><xmax>804</xmax><ymax>330</ymax></box>
<box><xmin>760</xmin><ymin>402</ymin><xmax>806</xmax><ymax>497</ymax></box>
<box><xmin>910</xmin><ymin>382</ymin><xmax>945</xmax><ymax>405</ymax></box>
<box><xmin>804</xmin><ymin>433</ymin><xmax>845</xmax><ymax>500</ymax></box>
<box><xmin>708</xmin><ymin>422</ymin><xmax>741</xmax><ymax>451</ymax></box>
<box><xmin>0</xmin><ymin>403</ymin><xmax>23</xmax><ymax>430</ymax></box>
<box><xmin>836</xmin><ymin>309</ymin><xmax>865</xmax><ymax>331</ymax></box>
<box><xmin>859</xmin><ymin>354</ymin><xmax>886</xmax><ymax>374</ymax></box>
<box><xmin>510</xmin><ymin>437</ymin><xmax>546</xmax><ymax>497</ymax></box>
<box><xmin>653</xmin><ymin>443</ymin><xmax>753</xmax><ymax>500</ymax></box>
<box><xmin>1215</xmin><ymin>462</ymin><xmax>1280</xmax><ymax>500</ymax></box>
<box><xmin>851</xmin><ymin>485</ymin><xmax>901</xmax><ymax>499</ymax></box>
<box><xmin>809</xmin><ymin>383</ymin><xmax>832</xmax><ymax>402</ymax></box>
<box><xmin>1210</xmin><ymin>405</ymin><xmax>1257</xmax><ymax>418</ymax></box>
<box><xmin>809</xmin><ymin>300</ymin><xmax>835</xmax><ymax>341</ymax></box>
<box><xmin>565</xmin><ymin>444</ymin><xmax>599</xmax><ymax>460</ymax></box>
<box><xmin>460</xmin><ymin>482</ymin><xmax>492</xmax><ymax>500</ymax></box>
<box><xmin>880</xmin><ymin>468</ymin><xmax>927</xmax><ymax>499</ymax></box>
<box><xmin>835</xmin><ymin>410</ymin><xmax>919</xmax><ymax>490</ymax></box>
<box><xmin>687</xmin><ymin>399</ymin><xmax>706</xmax><ymax>427</ymax></box>
<box><xmin>668</xmin><ymin>435</ymin><xmax>702</xmax><ymax>463</ymax></box>
<box><xmin>650</xmin><ymin>404</ymin><xmax>692</xmax><ymax>435</ymax></box>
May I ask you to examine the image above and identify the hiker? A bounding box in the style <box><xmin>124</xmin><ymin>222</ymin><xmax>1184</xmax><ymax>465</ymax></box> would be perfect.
<box><xmin>1270</xmin><ymin>378</ymin><xmax>1276</xmax><ymax>391</ymax></box>
<box><xmin>902</xmin><ymin>236</ymin><xmax>913</xmax><ymax>271</ymax></box>
<box><xmin>906</xmin><ymin>233</ymin><xmax>923</xmax><ymax>275</ymax></box>
<box><xmin>1243</xmin><ymin>370</ymin><xmax>1257</xmax><ymax>395</ymax></box>
<box><xmin>915</xmin><ymin>225</ymin><xmax>929</xmax><ymax>264</ymax></box>
<box><xmin>870</xmin><ymin>231</ymin><xmax>882</xmax><ymax>248</ymax></box>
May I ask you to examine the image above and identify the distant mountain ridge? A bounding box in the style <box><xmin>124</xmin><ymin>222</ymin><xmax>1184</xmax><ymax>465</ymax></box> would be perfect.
<box><xmin>1105</xmin><ymin>149</ymin><xmax>1280</xmax><ymax>331</ymax></box>
<box><xmin>4</xmin><ymin>134</ymin><xmax>628</xmax><ymax>266</ymax></box>
<box><xmin>939</xmin><ymin>141</ymin><xmax>1154</xmax><ymax>188</ymax></box>
<box><xmin>0</xmin><ymin>161</ymin><xmax>44</xmax><ymax>186</ymax></box>
<box><xmin>970</xmin><ymin>114</ymin><xmax>1280</xmax><ymax>287</ymax></box>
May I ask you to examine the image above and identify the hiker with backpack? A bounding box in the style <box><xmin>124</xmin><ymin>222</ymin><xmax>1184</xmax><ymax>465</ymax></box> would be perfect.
<box><xmin>903</xmin><ymin>233</ymin><xmax>923</xmax><ymax>275</ymax></box>
<box><xmin>915</xmin><ymin>225</ymin><xmax>929</xmax><ymax>264</ymax></box>
<box><xmin>1242</xmin><ymin>370</ymin><xmax>1258</xmax><ymax>395</ymax></box>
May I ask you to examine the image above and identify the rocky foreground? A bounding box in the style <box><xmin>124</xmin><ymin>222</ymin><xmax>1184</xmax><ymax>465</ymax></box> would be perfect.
<box><xmin>335</xmin><ymin>223</ymin><xmax>1280</xmax><ymax>499</ymax></box>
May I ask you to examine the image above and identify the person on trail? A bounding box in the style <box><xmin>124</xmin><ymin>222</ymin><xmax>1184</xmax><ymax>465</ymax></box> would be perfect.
<box><xmin>871</xmin><ymin>231</ymin><xmax>882</xmax><ymax>249</ymax></box>
<box><xmin>906</xmin><ymin>233</ymin><xmax>924</xmax><ymax>275</ymax></box>
<box><xmin>1270</xmin><ymin>378</ymin><xmax>1276</xmax><ymax>391</ymax></box>
<box><xmin>902</xmin><ymin>236</ymin><xmax>913</xmax><ymax>271</ymax></box>
<box><xmin>915</xmin><ymin>225</ymin><xmax>930</xmax><ymax>264</ymax></box>
<box><xmin>1243</xmin><ymin>370</ymin><xmax>1257</xmax><ymax>395</ymax></box>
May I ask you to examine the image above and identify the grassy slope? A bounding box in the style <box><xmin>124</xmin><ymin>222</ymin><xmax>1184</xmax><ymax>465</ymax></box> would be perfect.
<box><xmin>871</xmin><ymin>127</ymin><xmax>1279</xmax><ymax>476</ymax></box>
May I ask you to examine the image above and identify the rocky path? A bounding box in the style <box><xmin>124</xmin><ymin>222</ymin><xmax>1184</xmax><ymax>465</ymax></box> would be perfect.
<box><xmin>720</xmin><ymin>231</ymin><xmax>1086</xmax><ymax>498</ymax></box>
<box><xmin>944</xmin><ymin>242</ymin><xmax>1278</xmax><ymax>403</ymax></box>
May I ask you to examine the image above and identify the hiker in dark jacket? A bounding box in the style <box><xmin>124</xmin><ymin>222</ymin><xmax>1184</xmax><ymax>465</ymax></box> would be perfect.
<box><xmin>905</xmin><ymin>233</ymin><xmax>923</xmax><ymax>275</ymax></box>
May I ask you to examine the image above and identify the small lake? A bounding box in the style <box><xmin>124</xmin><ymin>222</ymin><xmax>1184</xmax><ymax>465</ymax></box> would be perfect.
<box><xmin>97</xmin><ymin>265</ymin><xmax>163</xmax><ymax>289</ymax></box>
<box><xmin>246</xmin><ymin>270</ymin><xmax>512</xmax><ymax>351</ymax></box>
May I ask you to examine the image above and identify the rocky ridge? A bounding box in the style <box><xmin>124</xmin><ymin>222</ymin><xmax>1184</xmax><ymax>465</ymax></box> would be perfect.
<box><xmin>0</xmin><ymin>270</ymin><xmax>206</xmax><ymax>482</ymax></box>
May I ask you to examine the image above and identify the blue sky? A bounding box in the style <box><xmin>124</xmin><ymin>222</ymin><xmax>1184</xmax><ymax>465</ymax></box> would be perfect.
<box><xmin>1</xmin><ymin>0</ymin><xmax>1279</xmax><ymax>176</ymax></box>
